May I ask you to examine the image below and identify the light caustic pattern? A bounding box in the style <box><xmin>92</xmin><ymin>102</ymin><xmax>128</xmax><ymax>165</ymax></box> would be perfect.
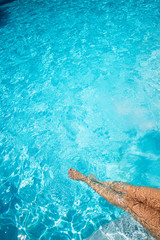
<box><xmin>0</xmin><ymin>0</ymin><xmax>160</xmax><ymax>239</ymax></box>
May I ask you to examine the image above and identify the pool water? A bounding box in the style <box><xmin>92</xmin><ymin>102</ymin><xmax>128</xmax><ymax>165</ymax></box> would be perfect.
<box><xmin>0</xmin><ymin>0</ymin><xmax>160</xmax><ymax>239</ymax></box>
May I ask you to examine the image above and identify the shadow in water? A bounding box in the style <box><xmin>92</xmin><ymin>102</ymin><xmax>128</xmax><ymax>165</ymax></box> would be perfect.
<box><xmin>0</xmin><ymin>222</ymin><xmax>18</xmax><ymax>240</ymax></box>
<box><xmin>0</xmin><ymin>7</ymin><xmax>8</xmax><ymax>26</ymax></box>
<box><xmin>0</xmin><ymin>0</ymin><xmax>15</xmax><ymax>27</ymax></box>
<box><xmin>0</xmin><ymin>0</ymin><xmax>15</xmax><ymax>5</ymax></box>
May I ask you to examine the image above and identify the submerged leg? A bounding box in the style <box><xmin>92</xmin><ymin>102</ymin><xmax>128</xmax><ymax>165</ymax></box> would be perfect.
<box><xmin>68</xmin><ymin>169</ymin><xmax>132</xmax><ymax>210</ymax></box>
<box><xmin>126</xmin><ymin>200</ymin><xmax>160</xmax><ymax>240</ymax></box>
<box><xmin>68</xmin><ymin>168</ymin><xmax>160</xmax><ymax>240</ymax></box>
<box><xmin>88</xmin><ymin>174</ymin><xmax>160</xmax><ymax>211</ymax></box>
<box><xmin>104</xmin><ymin>181</ymin><xmax>160</xmax><ymax>211</ymax></box>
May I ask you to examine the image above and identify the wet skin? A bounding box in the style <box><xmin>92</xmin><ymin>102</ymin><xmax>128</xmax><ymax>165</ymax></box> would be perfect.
<box><xmin>68</xmin><ymin>168</ymin><xmax>160</xmax><ymax>240</ymax></box>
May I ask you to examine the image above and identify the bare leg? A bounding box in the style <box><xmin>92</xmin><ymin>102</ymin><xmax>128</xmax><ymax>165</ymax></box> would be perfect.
<box><xmin>127</xmin><ymin>201</ymin><xmax>160</xmax><ymax>240</ymax></box>
<box><xmin>68</xmin><ymin>169</ymin><xmax>160</xmax><ymax>240</ymax></box>
<box><xmin>68</xmin><ymin>168</ymin><xmax>131</xmax><ymax>210</ymax></box>
<box><xmin>104</xmin><ymin>181</ymin><xmax>160</xmax><ymax>211</ymax></box>
<box><xmin>88</xmin><ymin>174</ymin><xmax>160</xmax><ymax>211</ymax></box>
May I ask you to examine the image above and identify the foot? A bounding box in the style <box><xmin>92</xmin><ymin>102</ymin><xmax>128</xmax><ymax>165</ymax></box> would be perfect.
<box><xmin>68</xmin><ymin>168</ymin><xmax>87</xmax><ymax>181</ymax></box>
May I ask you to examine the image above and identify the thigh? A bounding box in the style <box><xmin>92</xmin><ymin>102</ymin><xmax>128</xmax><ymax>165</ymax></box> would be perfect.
<box><xmin>127</xmin><ymin>201</ymin><xmax>160</xmax><ymax>240</ymax></box>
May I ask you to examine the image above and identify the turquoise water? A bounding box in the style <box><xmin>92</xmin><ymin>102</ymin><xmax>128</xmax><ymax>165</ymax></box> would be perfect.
<box><xmin>0</xmin><ymin>0</ymin><xmax>160</xmax><ymax>239</ymax></box>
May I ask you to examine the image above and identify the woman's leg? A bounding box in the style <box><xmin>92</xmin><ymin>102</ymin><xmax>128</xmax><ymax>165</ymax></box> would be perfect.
<box><xmin>103</xmin><ymin>181</ymin><xmax>160</xmax><ymax>211</ymax></box>
<box><xmin>68</xmin><ymin>168</ymin><xmax>131</xmax><ymax>210</ymax></box>
<box><xmin>126</xmin><ymin>200</ymin><xmax>160</xmax><ymax>240</ymax></box>
<box><xmin>68</xmin><ymin>168</ymin><xmax>160</xmax><ymax>240</ymax></box>
<box><xmin>87</xmin><ymin>174</ymin><xmax>160</xmax><ymax>211</ymax></box>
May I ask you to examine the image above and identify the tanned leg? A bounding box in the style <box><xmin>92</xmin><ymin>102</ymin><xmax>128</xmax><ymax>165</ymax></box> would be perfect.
<box><xmin>87</xmin><ymin>175</ymin><xmax>160</xmax><ymax>238</ymax></box>
<box><xmin>68</xmin><ymin>168</ymin><xmax>160</xmax><ymax>240</ymax></box>
<box><xmin>104</xmin><ymin>181</ymin><xmax>160</xmax><ymax>211</ymax></box>
<box><xmin>126</xmin><ymin>200</ymin><xmax>160</xmax><ymax>240</ymax></box>
<box><xmin>68</xmin><ymin>168</ymin><xmax>131</xmax><ymax>210</ymax></box>
<box><xmin>88</xmin><ymin>174</ymin><xmax>160</xmax><ymax>211</ymax></box>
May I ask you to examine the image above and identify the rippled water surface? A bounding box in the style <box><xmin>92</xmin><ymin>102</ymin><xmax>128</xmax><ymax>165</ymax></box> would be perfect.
<box><xmin>0</xmin><ymin>0</ymin><xmax>160</xmax><ymax>239</ymax></box>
